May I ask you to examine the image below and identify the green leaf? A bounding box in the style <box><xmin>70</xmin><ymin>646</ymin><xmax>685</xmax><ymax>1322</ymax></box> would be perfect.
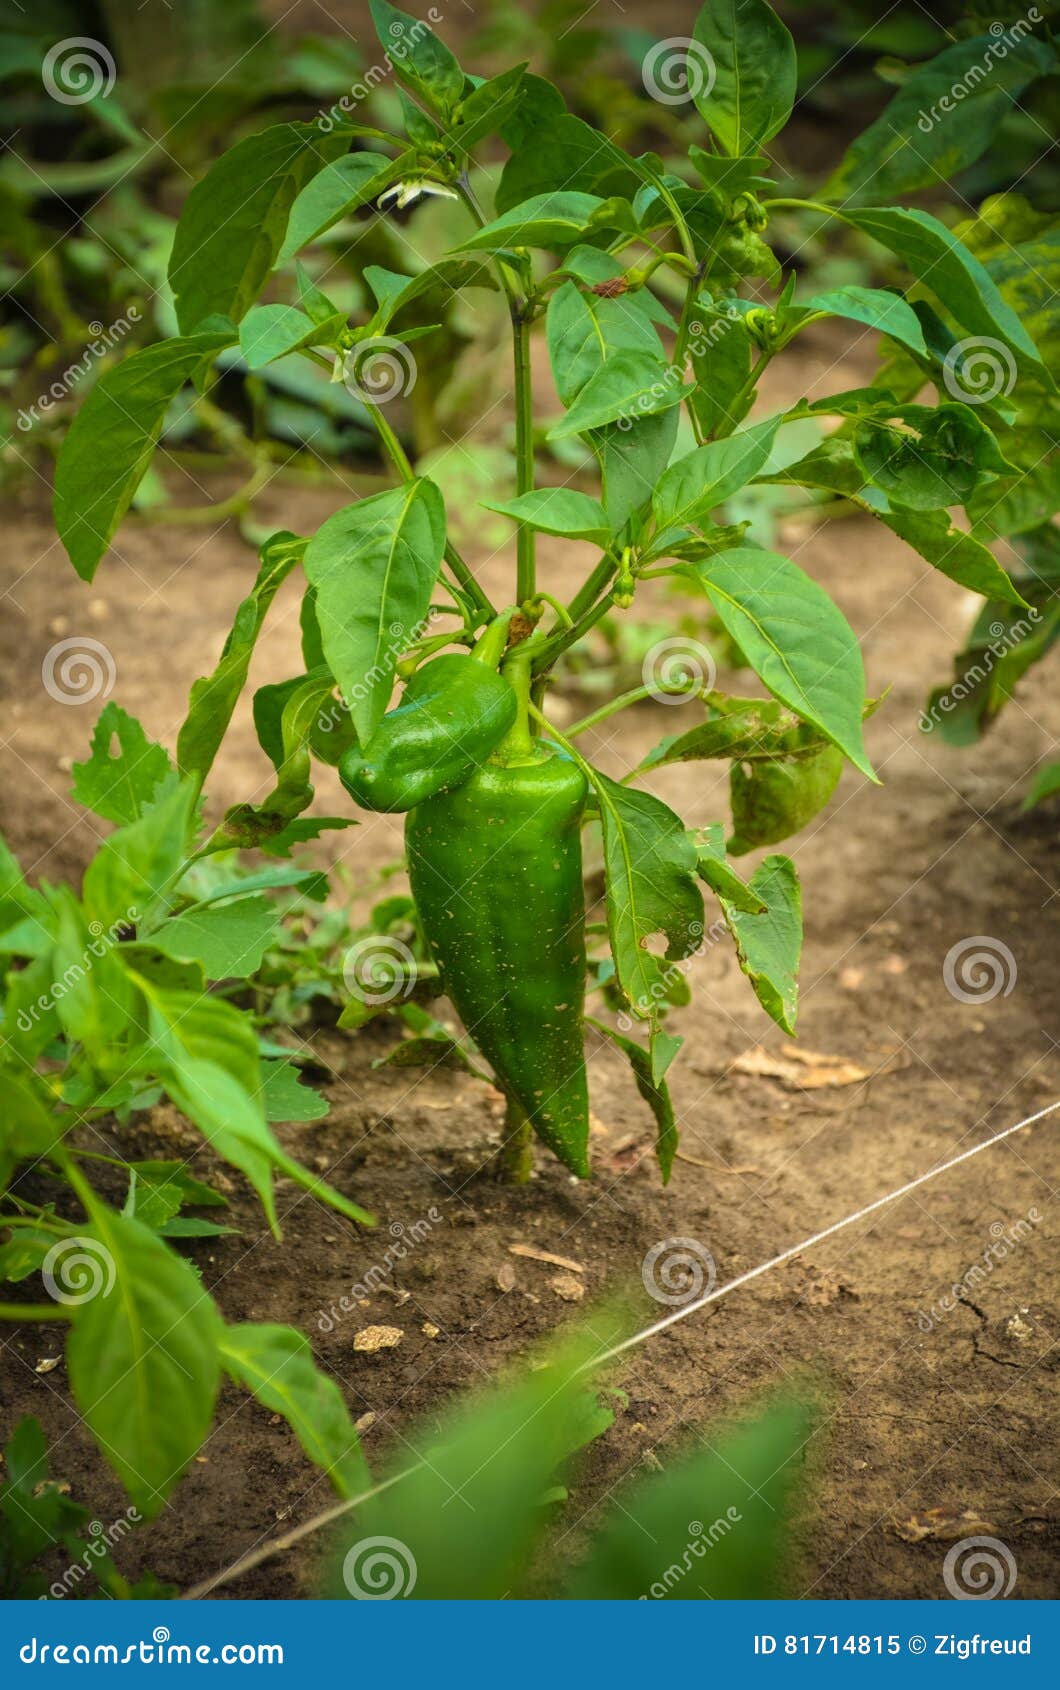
<box><xmin>210</xmin><ymin>670</ymin><xmax>344</xmax><ymax>852</ymax></box>
<box><xmin>444</xmin><ymin>64</ymin><xmax>528</xmax><ymax>153</ymax></box>
<box><xmin>721</xmin><ymin>854</ymin><xmax>801</xmax><ymax>1033</ymax></box>
<box><xmin>495</xmin><ymin>114</ymin><xmax>634</xmax><ymax>214</ymax></box>
<box><xmin>0</xmin><ymin>1230</ymin><xmax>55</xmax><ymax>1284</ymax></box>
<box><xmin>882</xmin><ymin>506</ymin><xmax>1028</xmax><ymax>602</ymax></box>
<box><xmin>368</xmin><ymin>0</ymin><xmax>464</xmax><ymax>114</ymax></box>
<box><xmin>123</xmin><ymin>1161</ymin><xmax>227</xmax><ymax>1232</ymax></box>
<box><xmin>590</xmin><ymin>1019</ymin><xmax>679</xmax><ymax>1182</ymax></box>
<box><xmin>0</xmin><ymin>1070</ymin><xmax>64</xmax><ymax>1163</ymax></box>
<box><xmin>769</xmin><ymin>439</ymin><xmax>1028</xmax><ymax>606</ymax></box>
<box><xmin>841</xmin><ymin>207</ymin><xmax>1047</xmax><ymax>375</ymax></box>
<box><xmin>1022</xmin><ymin>762</ymin><xmax>1060</xmax><ymax>812</ymax></box>
<box><xmin>546</xmin><ymin>279</ymin><xmax>665</xmax><ymax>408</ymax></box>
<box><xmin>177</xmin><ymin>531</ymin><xmax>305</xmax><ymax>781</ymax></box>
<box><xmin>600</xmin><ymin>408</ymin><xmax>681</xmax><ymax>534</ymax></box>
<box><xmin>50</xmin><ymin>890</ymin><xmax>139</xmax><ymax>1056</ymax></box>
<box><xmin>170</xmin><ymin>123</ymin><xmax>347</xmax><ymax>331</ymax></box>
<box><xmin>83</xmin><ymin>777</ymin><xmax>199</xmax><ymax>929</ymax></box>
<box><xmin>729</xmin><ymin>743</ymin><xmax>844</xmax><ymax>855</ymax></box>
<box><xmin>71</xmin><ymin>704</ymin><xmax>176</xmax><ymax>826</ymax></box>
<box><xmin>137</xmin><ymin>981</ymin><xmax>373</xmax><ymax>1231</ymax></box>
<box><xmin>783</xmin><ymin>286</ymin><xmax>928</xmax><ymax>359</ymax></box>
<box><xmin>694</xmin><ymin>823</ymin><xmax>767</xmax><ymax>914</ymax></box>
<box><xmin>280</xmin><ymin>151</ymin><xmax>405</xmax><ymax>260</ymax></box>
<box><xmin>569</xmin><ymin>1396</ymin><xmax>812</xmax><ymax>1598</ymax></box>
<box><xmin>687</xmin><ymin>548</ymin><xmax>876</xmax><ymax>781</ymax></box>
<box><xmin>548</xmin><ymin>351</ymin><xmax>690</xmax><ymax>440</ymax></box>
<box><xmin>53</xmin><ymin>330</ymin><xmax>235</xmax><ymax>581</ymax></box>
<box><xmin>481</xmin><ymin>489</ymin><xmax>610</xmax><ymax>543</ymax></box>
<box><xmin>221</xmin><ymin>1323</ymin><xmax>370</xmax><ymax>1496</ymax></box>
<box><xmin>151</xmin><ymin>896</ymin><xmax>280</xmax><ymax>980</ymax></box>
<box><xmin>303</xmin><ymin>481</ymin><xmax>446</xmax><ymax>742</ymax></box>
<box><xmin>336</xmin><ymin>1329</ymin><xmax>613</xmax><ymax>1599</ymax></box>
<box><xmin>591</xmin><ymin>773</ymin><xmax>704</xmax><ymax>1022</ymax></box>
<box><xmin>0</xmin><ymin>840</ymin><xmax>54</xmax><ymax>960</ymax></box>
<box><xmin>692</xmin><ymin>0</ymin><xmax>796</xmax><ymax>154</ymax></box>
<box><xmin>458</xmin><ymin>191</ymin><xmax>607</xmax><ymax>252</ymax></box>
<box><xmin>689</xmin><ymin>307</ymin><xmax>754</xmax><ymax>438</ymax></box>
<box><xmin>66</xmin><ymin>1211</ymin><xmax>222</xmax><ymax>1517</ymax></box>
<box><xmin>260</xmin><ymin>1059</ymin><xmax>330</xmax><ymax>1123</ymax></box>
<box><xmin>824</xmin><ymin>32</ymin><xmax>1055</xmax><ymax>204</ymax></box>
<box><xmin>853</xmin><ymin>404</ymin><xmax>1012</xmax><ymax>510</ymax></box>
<box><xmin>652</xmin><ymin>415</ymin><xmax>781</xmax><ymax>531</ymax></box>
<box><xmin>238</xmin><ymin>303</ymin><xmax>345</xmax><ymax>368</ymax></box>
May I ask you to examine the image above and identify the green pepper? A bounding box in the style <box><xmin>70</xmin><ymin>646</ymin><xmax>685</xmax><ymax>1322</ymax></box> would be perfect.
<box><xmin>405</xmin><ymin>652</ymin><xmax>590</xmax><ymax>1177</ymax></box>
<box><xmin>339</xmin><ymin>619</ymin><xmax>516</xmax><ymax>814</ymax></box>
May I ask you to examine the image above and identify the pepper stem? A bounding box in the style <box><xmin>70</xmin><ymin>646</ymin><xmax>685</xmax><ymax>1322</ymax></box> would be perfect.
<box><xmin>495</xmin><ymin>1098</ymin><xmax>533</xmax><ymax>1184</ymax></box>
<box><xmin>495</xmin><ymin>648</ymin><xmax>537</xmax><ymax>761</ymax></box>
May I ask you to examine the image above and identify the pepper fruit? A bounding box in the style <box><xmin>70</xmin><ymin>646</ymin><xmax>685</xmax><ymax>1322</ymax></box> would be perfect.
<box><xmin>339</xmin><ymin>617</ymin><xmax>516</xmax><ymax>814</ymax></box>
<box><xmin>405</xmin><ymin>651</ymin><xmax>590</xmax><ymax>1176</ymax></box>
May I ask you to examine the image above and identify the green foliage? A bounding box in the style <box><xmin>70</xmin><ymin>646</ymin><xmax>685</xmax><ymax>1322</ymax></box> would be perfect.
<box><xmin>40</xmin><ymin>0</ymin><xmax>1057</xmax><ymax>1175</ymax></box>
<box><xmin>326</xmin><ymin>1323</ymin><xmax>813</xmax><ymax>1599</ymax></box>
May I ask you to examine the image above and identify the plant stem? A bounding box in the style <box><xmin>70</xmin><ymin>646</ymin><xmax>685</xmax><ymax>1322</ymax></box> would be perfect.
<box><xmin>567</xmin><ymin>679</ymin><xmax>699</xmax><ymax>735</ymax></box>
<box><xmin>512</xmin><ymin>303</ymin><xmax>536</xmax><ymax>604</ymax></box>
<box><xmin>0</xmin><ymin>1303</ymin><xmax>72</xmax><ymax>1323</ymax></box>
<box><xmin>363</xmin><ymin>398</ymin><xmax>495</xmax><ymax>618</ymax></box>
<box><xmin>495</xmin><ymin>1098</ymin><xmax>533</xmax><ymax>1184</ymax></box>
<box><xmin>534</xmin><ymin>589</ymin><xmax>617</xmax><ymax>670</ymax></box>
<box><xmin>713</xmin><ymin>348</ymin><xmax>774</xmax><ymax>438</ymax></box>
<box><xmin>453</xmin><ymin>176</ymin><xmax>535</xmax><ymax>606</ymax></box>
<box><xmin>566</xmin><ymin>552</ymin><xmax>617</xmax><ymax>624</ymax></box>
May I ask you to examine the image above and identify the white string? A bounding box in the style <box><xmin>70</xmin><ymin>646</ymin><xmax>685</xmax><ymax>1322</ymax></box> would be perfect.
<box><xmin>183</xmin><ymin>1099</ymin><xmax>1058</xmax><ymax>1599</ymax></box>
<box><xmin>584</xmin><ymin>1099</ymin><xmax>1060</xmax><ymax>1370</ymax></box>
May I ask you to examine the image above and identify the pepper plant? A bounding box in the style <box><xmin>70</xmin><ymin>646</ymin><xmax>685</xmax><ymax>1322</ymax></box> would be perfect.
<box><xmin>50</xmin><ymin>0</ymin><xmax>1053</xmax><ymax>1186</ymax></box>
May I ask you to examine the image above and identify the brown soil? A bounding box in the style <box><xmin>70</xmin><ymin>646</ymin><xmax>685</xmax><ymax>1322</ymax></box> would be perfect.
<box><xmin>1</xmin><ymin>331</ymin><xmax>1058</xmax><ymax>1600</ymax></box>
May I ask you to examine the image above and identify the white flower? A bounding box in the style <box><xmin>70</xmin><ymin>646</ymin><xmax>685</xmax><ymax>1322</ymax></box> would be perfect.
<box><xmin>377</xmin><ymin>179</ymin><xmax>459</xmax><ymax>212</ymax></box>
